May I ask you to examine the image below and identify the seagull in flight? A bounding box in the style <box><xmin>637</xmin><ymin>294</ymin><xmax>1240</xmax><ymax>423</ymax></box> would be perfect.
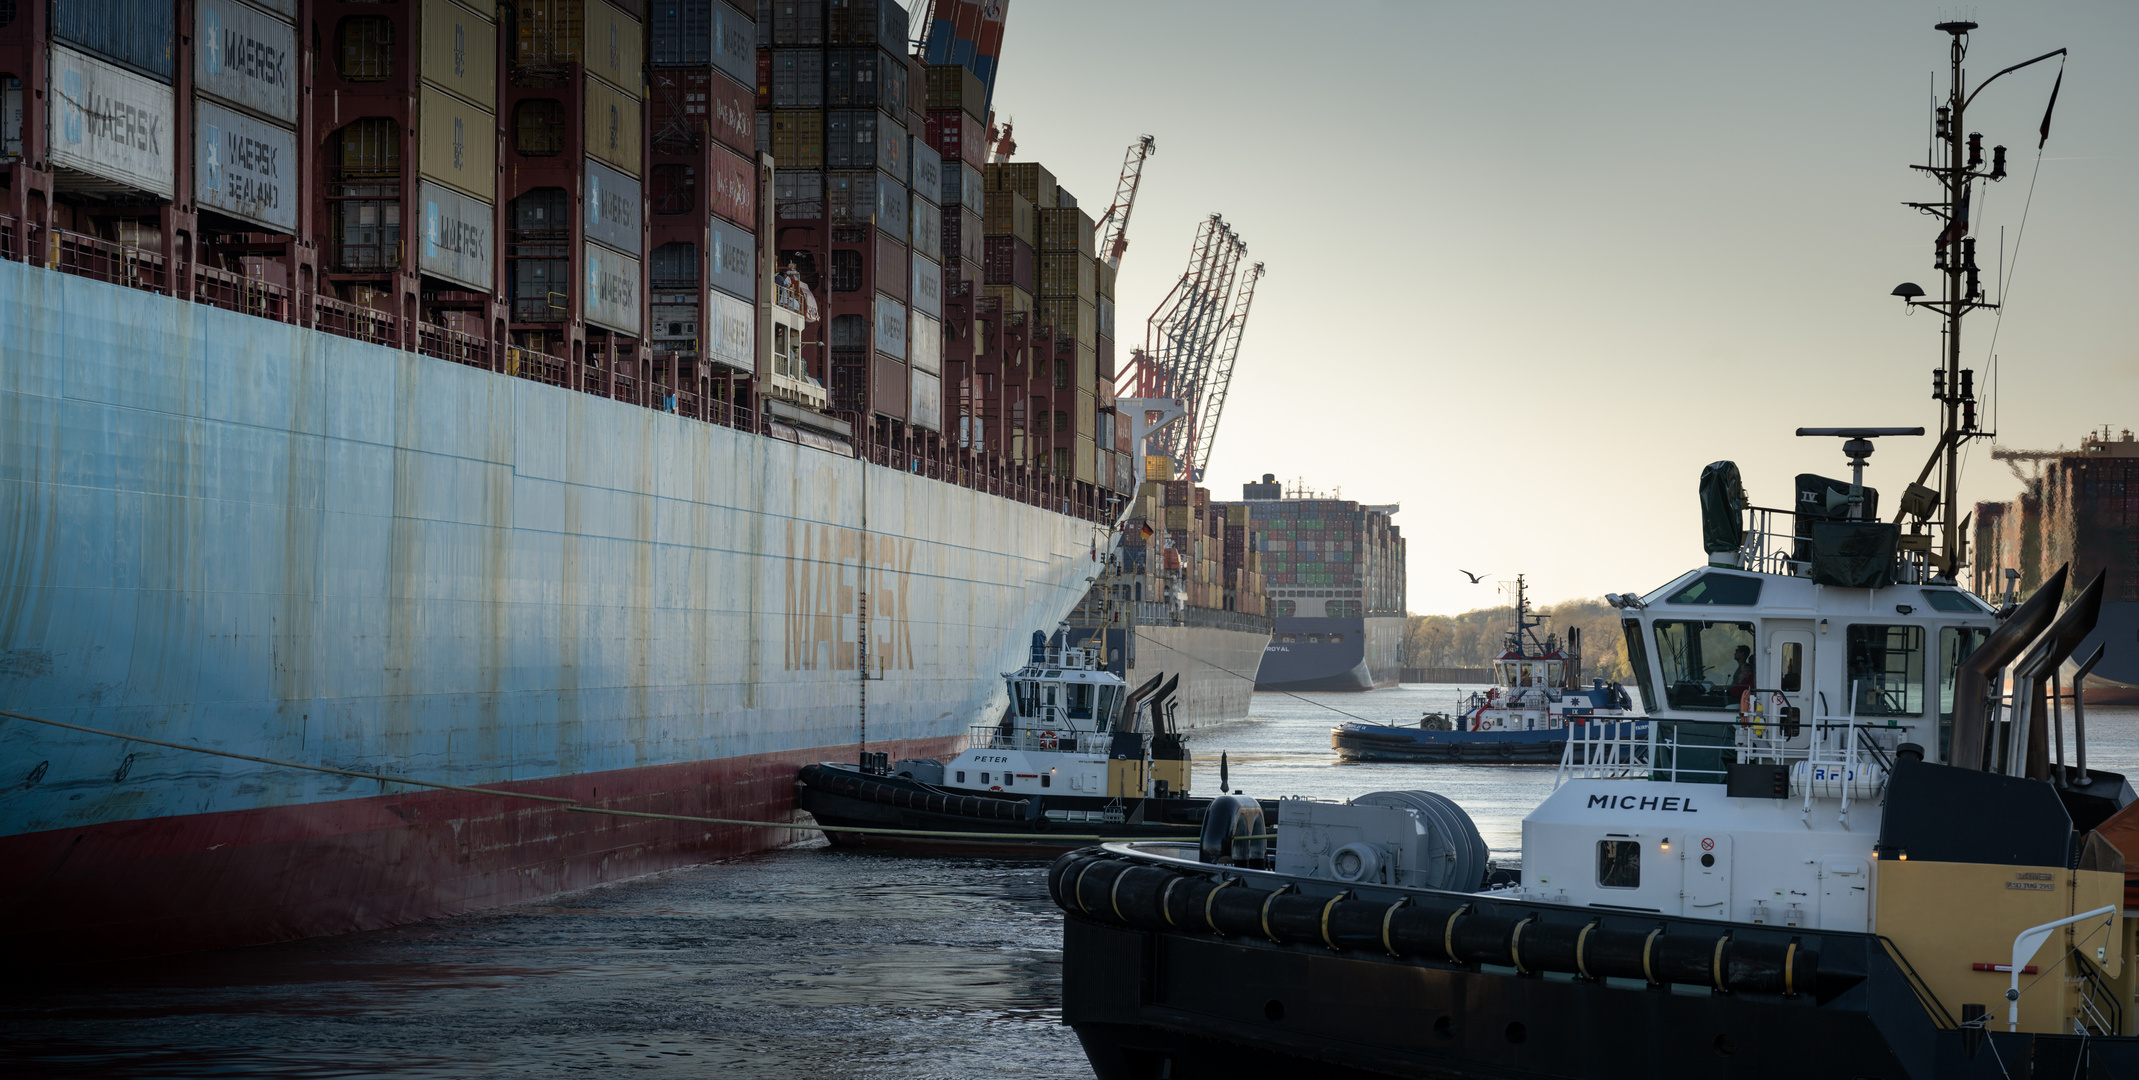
<box><xmin>1459</xmin><ymin>570</ymin><xmax>1487</xmax><ymax>584</ymax></box>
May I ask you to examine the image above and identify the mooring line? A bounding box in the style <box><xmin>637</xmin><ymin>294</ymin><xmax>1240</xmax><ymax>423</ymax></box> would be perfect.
<box><xmin>0</xmin><ymin>708</ymin><xmax>1199</xmax><ymax>844</ymax></box>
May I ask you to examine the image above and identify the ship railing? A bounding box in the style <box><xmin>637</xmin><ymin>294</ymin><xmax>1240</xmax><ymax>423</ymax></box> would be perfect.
<box><xmin>506</xmin><ymin>345</ymin><xmax>570</xmax><ymax>387</ymax></box>
<box><xmin>193</xmin><ymin>264</ymin><xmax>294</xmax><ymax>322</ymax></box>
<box><xmin>965</xmin><ymin>724</ymin><xmax>1085</xmax><ymax>755</ymax></box>
<box><xmin>417</xmin><ymin>323</ymin><xmax>494</xmax><ymax>371</ymax></box>
<box><xmin>1737</xmin><ymin>508</ymin><xmax>1939</xmax><ymax>583</ymax></box>
<box><xmin>311</xmin><ymin>294</ymin><xmax>398</xmax><ymax>347</ymax></box>
<box><xmin>1555</xmin><ymin>719</ymin><xmax>1740</xmax><ymax>787</ymax></box>
<box><xmin>50</xmin><ymin>228</ymin><xmax>167</xmax><ymax>294</ymax></box>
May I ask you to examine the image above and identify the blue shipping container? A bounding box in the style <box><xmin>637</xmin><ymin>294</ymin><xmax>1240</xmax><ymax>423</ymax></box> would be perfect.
<box><xmin>53</xmin><ymin>0</ymin><xmax>177</xmax><ymax>80</ymax></box>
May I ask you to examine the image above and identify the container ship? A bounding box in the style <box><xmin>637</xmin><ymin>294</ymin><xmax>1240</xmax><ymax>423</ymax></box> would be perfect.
<box><xmin>1235</xmin><ymin>474</ymin><xmax>1406</xmax><ymax>691</ymax></box>
<box><xmin>0</xmin><ymin>0</ymin><xmax>1151</xmax><ymax>962</ymax></box>
<box><xmin>1068</xmin><ymin>471</ymin><xmax>1272</xmax><ymax>729</ymax></box>
<box><xmin>1975</xmin><ymin>426</ymin><xmax>2139</xmax><ymax>703</ymax></box>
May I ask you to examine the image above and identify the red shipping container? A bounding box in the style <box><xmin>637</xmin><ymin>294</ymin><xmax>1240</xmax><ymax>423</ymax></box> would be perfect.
<box><xmin>652</xmin><ymin>69</ymin><xmax>757</xmax><ymax>158</ymax></box>
<box><xmin>924</xmin><ymin>109</ymin><xmax>984</xmax><ymax>171</ymax></box>
<box><xmin>711</xmin><ymin>143</ymin><xmax>758</xmax><ymax>228</ymax></box>
<box><xmin>756</xmin><ymin>48</ymin><xmax>772</xmax><ymax>109</ymax></box>
<box><xmin>982</xmin><ymin>236</ymin><xmax>1035</xmax><ymax>292</ymax></box>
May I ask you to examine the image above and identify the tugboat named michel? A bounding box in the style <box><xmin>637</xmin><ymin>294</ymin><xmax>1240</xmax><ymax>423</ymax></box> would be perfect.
<box><xmin>797</xmin><ymin>631</ymin><xmax>1273</xmax><ymax>854</ymax></box>
<box><xmin>1331</xmin><ymin>575</ymin><xmax>1639</xmax><ymax>764</ymax></box>
<box><xmin>1050</xmin><ymin>23</ymin><xmax>2139</xmax><ymax>1078</ymax></box>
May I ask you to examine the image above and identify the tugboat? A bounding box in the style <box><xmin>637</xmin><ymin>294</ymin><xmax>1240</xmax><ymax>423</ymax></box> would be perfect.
<box><xmin>1050</xmin><ymin>23</ymin><xmax>2139</xmax><ymax>1076</ymax></box>
<box><xmin>796</xmin><ymin>630</ymin><xmax>1275</xmax><ymax>854</ymax></box>
<box><xmin>1332</xmin><ymin>576</ymin><xmax>1639</xmax><ymax>764</ymax></box>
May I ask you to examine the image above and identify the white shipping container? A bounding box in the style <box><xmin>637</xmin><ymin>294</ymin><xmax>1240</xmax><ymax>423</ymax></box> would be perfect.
<box><xmin>909</xmin><ymin>136</ymin><xmax>941</xmax><ymax>207</ymax></box>
<box><xmin>707</xmin><ymin>219</ymin><xmax>756</xmax><ymax>302</ymax></box>
<box><xmin>909</xmin><ymin>253</ymin><xmax>941</xmax><ymax>321</ymax></box>
<box><xmin>910</xmin><ymin>311</ymin><xmax>942</xmax><ymax>376</ymax></box>
<box><xmin>417</xmin><ymin>179</ymin><xmax>495</xmax><ymax>290</ymax></box>
<box><xmin>195</xmin><ymin>99</ymin><xmax>296</xmax><ymax>231</ymax></box>
<box><xmin>585</xmin><ymin>243</ymin><xmax>642</xmax><ymax>335</ymax></box>
<box><xmin>910</xmin><ymin>368</ymin><xmax>943</xmax><ymax>432</ymax></box>
<box><xmin>873</xmin><ymin>293</ymin><xmax>907</xmax><ymax>360</ymax></box>
<box><xmin>49</xmin><ymin>45</ymin><xmax>175</xmax><ymax>198</ymax></box>
<box><xmin>583</xmin><ymin>156</ymin><xmax>642</xmax><ymax>256</ymax></box>
<box><xmin>196</xmin><ymin>0</ymin><xmax>298</xmax><ymax>122</ymax></box>
<box><xmin>909</xmin><ymin>195</ymin><xmax>940</xmax><ymax>261</ymax></box>
<box><xmin>706</xmin><ymin>288</ymin><xmax>756</xmax><ymax>371</ymax></box>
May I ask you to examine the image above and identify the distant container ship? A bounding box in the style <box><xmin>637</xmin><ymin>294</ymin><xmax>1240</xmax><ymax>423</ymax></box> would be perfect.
<box><xmin>1975</xmin><ymin>426</ymin><xmax>2139</xmax><ymax>702</ymax></box>
<box><xmin>0</xmin><ymin>0</ymin><xmax>1148</xmax><ymax>961</ymax></box>
<box><xmin>1232</xmin><ymin>475</ymin><xmax>1406</xmax><ymax>692</ymax></box>
<box><xmin>1070</xmin><ymin>472</ymin><xmax>1272</xmax><ymax>728</ymax></box>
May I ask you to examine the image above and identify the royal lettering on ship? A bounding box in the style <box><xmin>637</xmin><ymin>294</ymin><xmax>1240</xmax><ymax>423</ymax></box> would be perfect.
<box><xmin>1586</xmin><ymin>793</ymin><xmax>1701</xmax><ymax>813</ymax></box>
<box><xmin>783</xmin><ymin>523</ymin><xmax>915</xmax><ymax>673</ymax></box>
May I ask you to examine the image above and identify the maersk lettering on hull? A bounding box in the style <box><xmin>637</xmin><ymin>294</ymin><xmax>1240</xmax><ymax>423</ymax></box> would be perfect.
<box><xmin>0</xmin><ymin>261</ymin><xmax>1099</xmax><ymax>957</ymax></box>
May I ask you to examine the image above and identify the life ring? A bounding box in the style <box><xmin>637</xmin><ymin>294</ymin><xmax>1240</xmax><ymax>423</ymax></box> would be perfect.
<box><xmin>1039</xmin><ymin>730</ymin><xmax>1059</xmax><ymax>750</ymax></box>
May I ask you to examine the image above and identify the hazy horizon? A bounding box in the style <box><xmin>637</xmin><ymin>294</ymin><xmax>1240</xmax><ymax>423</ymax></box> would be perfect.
<box><xmin>987</xmin><ymin>1</ymin><xmax>2137</xmax><ymax>616</ymax></box>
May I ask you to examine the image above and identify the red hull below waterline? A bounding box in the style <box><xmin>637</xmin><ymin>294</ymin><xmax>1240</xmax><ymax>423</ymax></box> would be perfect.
<box><xmin>0</xmin><ymin>737</ymin><xmax>958</xmax><ymax>966</ymax></box>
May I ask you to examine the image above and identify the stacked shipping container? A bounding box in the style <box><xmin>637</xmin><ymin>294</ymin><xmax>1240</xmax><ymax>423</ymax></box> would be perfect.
<box><xmin>0</xmin><ymin>0</ymin><xmax>1120</xmax><ymax>513</ymax></box>
<box><xmin>1114</xmin><ymin>478</ymin><xmax>1268</xmax><ymax>617</ymax></box>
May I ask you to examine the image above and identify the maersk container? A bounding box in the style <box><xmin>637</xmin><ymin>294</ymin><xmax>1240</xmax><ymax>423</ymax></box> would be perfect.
<box><xmin>1098</xmin><ymin>297</ymin><xmax>1115</xmax><ymax>340</ymax></box>
<box><xmin>827</xmin><ymin>0</ymin><xmax>906</xmax><ymax>51</ymax></box>
<box><xmin>910</xmin><ymin>138</ymin><xmax>942</xmax><ymax>207</ymax></box>
<box><xmin>53</xmin><ymin>0</ymin><xmax>176</xmax><ymax>80</ymax></box>
<box><xmin>876</xmin><ymin>237</ymin><xmax>907</xmax><ymax>302</ymax></box>
<box><xmin>982</xmin><ymin>236</ymin><xmax>1034</xmax><ymax>293</ymax></box>
<box><xmin>710</xmin><ymin>142</ymin><xmax>756</xmax><ymax>228</ymax></box>
<box><xmin>584</xmin><ymin>157</ymin><xmax>642</xmax><ymax>255</ymax></box>
<box><xmin>196</xmin><ymin>99</ymin><xmax>298</xmax><ymax>232</ymax></box>
<box><xmin>873</xmin><ymin>292</ymin><xmax>908</xmax><ymax>359</ymax></box>
<box><xmin>876</xmin><ymin>114</ymin><xmax>907</xmax><ymax>183</ymax></box>
<box><xmin>874</xmin><ymin>170</ymin><xmax>908</xmax><ymax>237</ymax></box>
<box><xmin>775</xmin><ymin>168</ymin><xmax>823</xmax><ymax>219</ymax></box>
<box><xmin>909</xmin><ymin>252</ymin><xmax>941</xmax><ymax>320</ymax></box>
<box><xmin>1038</xmin><ymin>250</ymin><xmax>1093</xmax><ymax>300</ymax></box>
<box><xmin>771</xmin><ymin>49</ymin><xmax>824</xmax><ymax>108</ymax></box>
<box><xmin>909</xmin><ymin>196</ymin><xmax>940</xmax><ymax>260</ymax></box>
<box><xmin>910</xmin><ymin>367</ymin><xmax>943</xmax><ymax>433</ymax></box>
<box><xmin>584</xmin><ymin>242</ymin><xmax>643</xmax><ymax>334</ymax></box>
<box><xmin>924</xmin><ymin>64</ymin><xmax>984</xmax><ymax>122</ymax></box>
<box><xmin>706</xmin><ymin>286</ymin><xmax>756</xmax><ymax>371</ymax></box>
<box><xmin>48</xmin><ymin>46</ymin><xmax>175</xmax><ymax>197</ymax></box>
<box><xmin>517</xmin><ymin>0</ymin><xmax>643</xmax><ymax>92</ymax></box>
<box><xmin>708</xmin><ymin>218</ymin><xmax>756</xmax><ymax>302</ymax></box>
<box><xmin>651</xmin><ymin>68</ymin><xmax>755</xmax><ymax>156</ymax></box>
<box><xmin>772</xmin><ymin>0</ymin><xmax>824</xmax><ymax>45</ymax></box>
<box><xmin>711</xmin><ymin>2</ymin><xmax>756</xmax><ymax>88</ymax></box>
<box><xmin>1098</xmin><ymin>259</ymin><xmax>1117</xmax><ymax>299</ymax></box>
<box><xmin>418</xmin><ymin>84</ymin><xmax>496</xmax><ymax>200</ymax></box>
<box><xmin>827</xmin><ymin>49</ymin><xmax>907</xmax><ymax>116</ymax></box>
<box><xmin>961</xmin><ymin>161</ymin><xmax>984</xmax><ymax>216</ymax></box>
<box><xmin>419</xmin><ymin>0</ymin><xmax>497</xmax><ymax>112</ymax></box>
<box><xmin>945</xmin><ymin>205</ymin><xmax>983</xmax><ymax>266</ymax></box>
<box><xmin>825</xmin><ymin>109</ymin><xmax>880</xmax><ymax>171</ymax></box>
<box><xmin>416</xmin><ymin>179</ymin><xmax>496</xmax><ymax>291</ymax></box>
<box><xmin>771</xmin><ymin>109</ymin><xmax>824</xmax><ymax>169</ymax></box>
<box><xmin>584</xmin><ymin>77</ymin><xmax>644</xmax><ymax>177</ymax></box>
<box><xmin>196</xmin><ymin>0</ymin><xmax>298</xmax><ymax>122</ymax></box>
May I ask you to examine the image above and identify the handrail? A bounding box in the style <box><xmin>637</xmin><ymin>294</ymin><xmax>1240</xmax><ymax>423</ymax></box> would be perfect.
<box><xmin>1876</xmin><ymin>935</ymin><xmax>1959</xmax><ymax>1030</ymax></box>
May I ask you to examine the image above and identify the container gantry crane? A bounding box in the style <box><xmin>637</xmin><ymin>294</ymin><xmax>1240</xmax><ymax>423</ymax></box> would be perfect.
<box><xmin>1187</xmin><ymin>260</ymin><xmax>1265</xmax><ymax>483</ymax></box>
<box><xmin>1094</xmin><ymin>135</ymin><xmax>1156</xmax><ymax>272</ymax></box>
<box><xmin>1132</xmin><ymin>215</ymin><xmax>1253</xmax><ymax>482</ymax></box>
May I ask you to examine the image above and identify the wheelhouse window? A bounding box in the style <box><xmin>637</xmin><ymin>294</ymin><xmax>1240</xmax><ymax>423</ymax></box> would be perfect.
<box><xmin>1651</xmin><ymin>620</ymin><xmax>1756</xmax><ymax>711</ymax></box>
<box><xmin>1937</xmin><ymin>626</ymin><xmax>1989</xmax><ymax>758</ymax></box>
<box><xmin>1597</xmin><ymin>840</ymin><xmax>1641</xmax><ymax>889</ymax></box>
<box><xmin>1779</xmin><ymin>641</ymin><xmax>1804</xmax><ymax>693</ymax></box>
<box><xmin>1665</xmin><ymin>573</ymin><xmax>1764</xmax><ymax>606</ymax></box>
<box><xmin>1920</xmin><ymin>589</ymin><xmax>1990</xmax><ymax>614</ymax></box>
<box><xmin>1621</xmin><ymin>619</ymin><xmax>1656</xmax><ymax>711</ymax></box>
<box><xmin>1847</xmin><ymin>625</ymin><xmax>1925</xmax><ymax>717</ymax></box>
<box><xmin>1066</xmin><ymin>682</ymin><xmax>1094</xmax><ymax>720</ymax></box>
<box><xmin>1013</xmin><ymin>680</ymin><xmax>1037</xmax><ymax>717</ymax></box>
<box><xmin>1094</xmin><ymin>685</ymin><xmax>1120</xmax><ymax>730</ymax></box>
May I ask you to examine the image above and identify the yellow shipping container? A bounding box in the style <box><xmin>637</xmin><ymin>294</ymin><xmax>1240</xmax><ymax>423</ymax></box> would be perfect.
<box><xmin>982</xmin><ymin>284</ymin><xmax>1033</xmax><ymax>313</ymax></box>
<box><xmin>1076</xmin><ymin>436</ymin><xmax>1097</xmax><ymax>485</ymax></box>
<box><xmin>1226</xmin><ymin>504</ymin><xmax>1248</xmax><ymax>526</ymax></box>
<box><xmin>583</xmin><ymin>76</ymin><xmax>643</xmax><ymax>177</ymax></box>
<box><xmin>1144</xmin><ymin>454</ymin><xmax>1174</xmax><ymax>481</ymax></box>
<box><xmin>416</xmin><ymin>83</ymin><xmax>496</xmax><ymax>201</ymax></box>
<box><xmin>516</xmin><ymin>0</ymin><xmax>642</xmax><ymax>91</ymax></box>
<box><xmin>420</xmin><ymin>0</ymin><xmax>497</xmax><ymax>110</ymax></box>
<box><xmin>771</xmin><ymin>109</ymin><xmax>823</xmax><ymax>170</ymax></box>
<box><xmin>1165</xmin><ymin>506</ymin><xmax>1189</xmax><ymax>529</ymax></box>
<box><xmin>1077</xmin><ymin>388</ymin><xmax>1096</xmax><ymax>440</ymax></box>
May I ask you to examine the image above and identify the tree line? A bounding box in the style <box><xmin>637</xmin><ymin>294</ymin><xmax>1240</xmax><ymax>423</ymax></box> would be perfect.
<box><xmin>1401</xmin><ymin>598</ymin><xmax>1633</xmax><ymax>684</ymax></box>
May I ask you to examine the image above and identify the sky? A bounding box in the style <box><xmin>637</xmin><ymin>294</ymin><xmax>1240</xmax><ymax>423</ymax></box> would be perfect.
<box><xmin>984</xmin><ymin>1</ymin><xmax>2139</xmax><ymax>616</ymax></box>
